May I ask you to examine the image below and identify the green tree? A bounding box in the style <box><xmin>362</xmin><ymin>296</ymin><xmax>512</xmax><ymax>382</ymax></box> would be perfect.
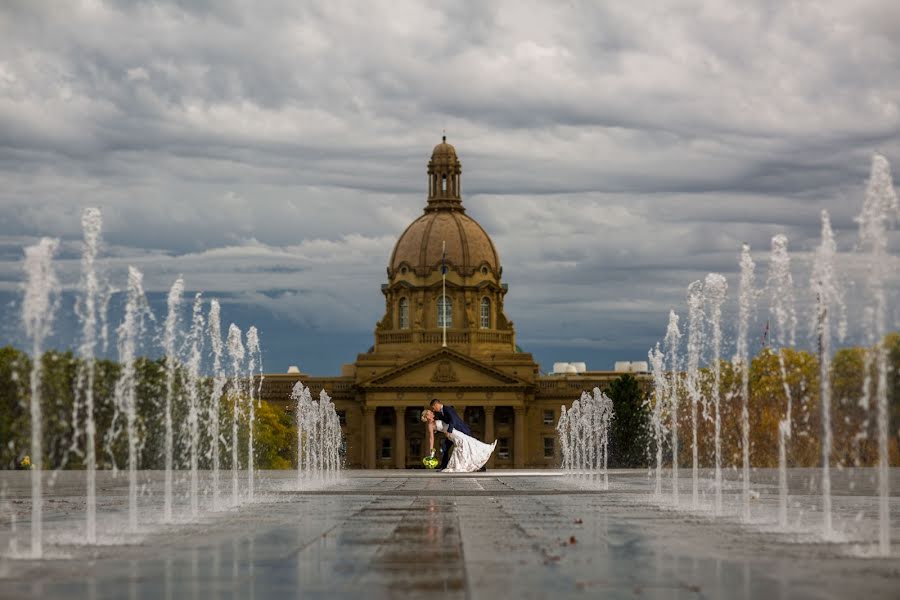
<box><xmin>607</xmin><ymin>374</ymin><xmax>650</xmax><ymax>468</ymax></box>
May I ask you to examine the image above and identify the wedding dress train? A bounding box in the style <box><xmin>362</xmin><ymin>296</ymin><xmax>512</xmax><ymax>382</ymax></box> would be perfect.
<box><xmin>435</xmin><ymin>420</ymin><xmax>496</xmax><ymax>472</ymax></box>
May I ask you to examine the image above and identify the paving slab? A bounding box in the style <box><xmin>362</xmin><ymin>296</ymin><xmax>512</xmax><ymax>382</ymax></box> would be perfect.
<box><xmin>0</xmin><ymin>469</ymin><xmax>898</xmax><ymax>599</ymax></box>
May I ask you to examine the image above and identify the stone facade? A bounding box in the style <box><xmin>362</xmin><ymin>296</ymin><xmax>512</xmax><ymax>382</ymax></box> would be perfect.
<box><xmin>260</xmin><ymin>139</ymin><xmax>649</xmax><ymax>468</ymax></box>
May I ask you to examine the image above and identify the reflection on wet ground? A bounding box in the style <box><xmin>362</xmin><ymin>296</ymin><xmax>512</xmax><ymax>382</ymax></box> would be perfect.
<box><xmin>1</xmin><ymin>471</ymin><xmax>899</xmax><ymax>599</ymax></box>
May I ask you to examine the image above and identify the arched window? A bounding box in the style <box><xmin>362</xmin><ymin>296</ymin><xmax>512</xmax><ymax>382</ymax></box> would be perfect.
<box><xmin>437</xmin><ymin>295</ymin><xmax>452</xmax><ymax>328</ymax></box>
<box><xmin>398</xmin><ymin>298</ymin><xmax>409</xmax><ymax>329</ymax></box>
<box><xmin>480</xmin><ymin>297</ymin><xmax>491</xmax><ymax>329</ymax></box>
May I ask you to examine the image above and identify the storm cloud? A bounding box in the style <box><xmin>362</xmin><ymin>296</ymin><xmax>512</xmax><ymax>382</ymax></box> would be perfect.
<box><xmin>1</xmin><ymin>0</ymin><xmax>898</xmax><ymax>374</ymax></box>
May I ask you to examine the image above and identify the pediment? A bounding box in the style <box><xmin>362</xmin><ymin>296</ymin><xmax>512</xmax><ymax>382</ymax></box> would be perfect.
<box><xmin>361</xmin><ymin>348</ymin><xmax>527</xmax><ymax>389</ymax></box>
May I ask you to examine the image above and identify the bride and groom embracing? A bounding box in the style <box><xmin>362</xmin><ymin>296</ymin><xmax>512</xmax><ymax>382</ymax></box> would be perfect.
<box><xmin>420</xmin><ymin>398</ymin><xmax>496</xmax><ymax>473</ymax></box>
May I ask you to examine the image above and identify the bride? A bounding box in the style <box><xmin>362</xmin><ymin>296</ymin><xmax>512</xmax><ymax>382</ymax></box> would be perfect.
<box><xmin>421</xmin><ymin>409</ymin><xmax>496</xmax><ymax>473</ymax></box>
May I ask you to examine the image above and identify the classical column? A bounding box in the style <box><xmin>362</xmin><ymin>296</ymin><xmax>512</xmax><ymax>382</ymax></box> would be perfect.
<box><xmin>513</xmin><ymin>406</ymin><xmax>526</xmax><ymax>469</ymax></box>
<box><xmin>395</xmin><ymin>406</ymin><xmax>406</xmax><ymax>469</ymax></box>
<box><xmin>364</xmin><ymin>407</ymin><xmax>376</xmax><ymax>469</ymax></box>
<box><xmin>484</xmin><ymin>406</ymin><xmax>495</xmax><ymax>468</ymax></box>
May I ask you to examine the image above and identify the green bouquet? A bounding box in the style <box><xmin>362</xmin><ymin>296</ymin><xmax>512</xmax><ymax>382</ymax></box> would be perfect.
<box><xmin>422</xmin><ymin>450</ymin><xmax>439</xmax><ymax>469</ymax></box>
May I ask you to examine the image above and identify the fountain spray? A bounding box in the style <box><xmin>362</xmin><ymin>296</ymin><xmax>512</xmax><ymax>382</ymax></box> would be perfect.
<box><xmin>208</xmin><ymin>300</ymin><xmax>226</xmax><ymax>510</ymax></box>
<box><xmin>686</xmin><ymin>281</ymin><xmax>705</xmax><ymax>509</ymax></box>
<box><xmin>246</xmin><ymin>326</ymin><xmax>262</xmax><ymax>501</ymax></box>
<box><xmin>226</xmin><ymin>324</ymin><xmax>245</xmax><ymax>506</ymax></box>
<box><xmin>186</xmin><ymin>294</ymin><xmax>205</xmax><ymax>517</ymax></box>
<box><xmin>163</xmin><ymin>276</ymin><xmax>183</xmax><ymax>522</ymax></box>
<box><xmin>737</xmin><ymin>244</ymin><xmax>756</xmax><ymax>521</ymax></box>
<box><xmin>703</xmin><ymin>273</ymin><xmax>727</xmax><ymax>515</ymax></box>
<box><xmin>76</xmin><ymin>208</ymin><xmax>102</xmax><ymax>543</ymax></box>
<box><xmin>811</xmin><ymin>211</ymin><xmax>845</xmax><ymax>539</ymax></box>
<box><xmin>856</xmin><ymin>154</ymin><xmax>898</xmax><ymax>555</ymax></box>
<box><xmin>115</xmin><ymin>266</ymin><xmax>151</xmax><ymax>532</ymax></box>
<box><xmin>767</xmin><ymin>234</ymin><xmax>797</xmax><ymax>529</ymax></box>
<box><xmin>22</xmin><ymin>238</ymin><xmax>59</xmax><ymax>558</ymax></box>
<box><xmin>292</xmin><ymin>382</ymin><xmax>308</xmax><ymax>483</ymax></box>
<box><xmin>649</xmin><ymin>343</ymin><xmax>666</xmax><ymax>497</ymax></box>
<box><xmin>665</xmin><ymin>310</ymin><xmax>682</xmax><ymax>506</ymax></box>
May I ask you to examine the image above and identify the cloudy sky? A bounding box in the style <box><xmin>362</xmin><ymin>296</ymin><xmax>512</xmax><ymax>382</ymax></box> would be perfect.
<box><xmin>1</xmin><ymin>0</ymin><xmax>899</xmax><ymax>376</ymax></box>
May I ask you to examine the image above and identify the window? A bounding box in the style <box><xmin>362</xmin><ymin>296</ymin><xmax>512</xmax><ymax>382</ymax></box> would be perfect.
<box><xmin>380</xmin><ymin>438</ymin><xmax>392</xmax><ymax>459</ymax></box>
<box><xmin>543</xmin><ymin>437</ymin><xmax>555</xmax><ymax>459</ymax></box>
<box><xmin>497</xmin><ymin>438</ymin><xmax>510</xmax><ymax>460</ymax></box>
<box><xmin>437</xmin><ymin>295</ymin><xmax>452</xmax><ymax>328</ymax></box>
<box><xmin>543</xmin><ymin>410</ymin><xmax>554</xmax><ymax>425</ymax></box>
<box><xmin>410</xmin><ymin>438</ymin><xmax>422</xmax><ymax>458</ymax></box>
<box><xmin>398</xmin><ymin>298</ymin><xmax>409</xmax><ymax>329</ymax></box>
<box><xmin>467</xmin><ymin>410</ymin><xmax>480</xmax><ymax>425</ymax></box>
<box><xmin>480</xmin><ymin>298</ymin><xmax>490</xmax><ymax>329</ymax></box>
<box><xmin>407</xmin><ymin>410</ymin><xmax>420</xmax><ymax>425</ymax></box>
<box><xmin>337</xmin><ymin>410</ymin><xmax>347</xmax><ymax>426</ymax></box>
<box><xmin>496</xmin><ymin>409</ymin><xmax>512</xmax><ymax>425</ymax></box>
<box><xmin>378</xmin><ymin>410</ymin><xmax>393</xmax><ymax>427</ymax></box>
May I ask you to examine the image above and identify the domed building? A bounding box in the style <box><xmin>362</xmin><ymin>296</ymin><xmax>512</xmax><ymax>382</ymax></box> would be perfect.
<box><xmin>379</xmin><ymin>137</ymin><xmax>514</xmax><ymax>357</ymax></box>
<box><xmin>261</xmin><ymin>139</ymin><xmax>643</xmax><ymax>468</ymax></box>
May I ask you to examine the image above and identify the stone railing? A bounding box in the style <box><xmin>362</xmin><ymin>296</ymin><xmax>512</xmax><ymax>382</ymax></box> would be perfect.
<box><xmin>376</xmin><ymin>329</ymin><xmax>512</xmax><ymax>346</ymax></box>
<box><xmin>377</xmin><ymin>332</ymin><xmax>413</xmax><ymax>344</ymax></box>
<box><xmin>475</xmin><ymin>331</ymin><xmax>513</xmax><ymax>345</ymax></box>
<box><xmin>260</xmin><ymin>376</ymin><xmax>355</xmax><ymax>402</ymax></box>
<box><xmin>537</xmin><ymin>379</ymin><xmax>598</xmax><ymax>395</ymax></box>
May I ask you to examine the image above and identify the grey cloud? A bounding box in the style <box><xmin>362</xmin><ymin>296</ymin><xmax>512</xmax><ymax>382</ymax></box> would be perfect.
<box><xmin>1</xmin><ymin>0</ymin><xmax>898</xmax><ymax>373</ymax></box>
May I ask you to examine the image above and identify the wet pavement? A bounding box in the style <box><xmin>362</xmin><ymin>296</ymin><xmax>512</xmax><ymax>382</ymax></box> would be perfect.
<box><xmin>1</xmin><ymin>470</ymin><xmax>899</xmax><ymax>599</ymax></box>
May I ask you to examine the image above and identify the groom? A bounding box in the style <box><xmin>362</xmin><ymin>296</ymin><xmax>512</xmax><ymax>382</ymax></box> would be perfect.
<box><xmin>429</xmin><ymin>398</ymin><xmax>480</xmax><ymax>471</ymax></box>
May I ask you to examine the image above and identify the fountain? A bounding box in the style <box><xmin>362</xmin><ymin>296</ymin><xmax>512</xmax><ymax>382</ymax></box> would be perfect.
<box><xmin>555</xmin><ymin>387</ymin><xmax>614</xmax><ymax>486</ymax></box>
<box><xmin>736</xmin><ymin>243</ymin><xmax>756</xmax><ymax>521</ymax></box>
<box><xmin>163</xmin><ymin>276</ymin><xmax>184</xmax><ymax>522</ymax></box>
<box><xmin>292</xmin><ymin>382</ymin><xmax>344</xmax><ymax>482</ymax></box>
<box><xmin>568</xmin><ymin>397</ymin><xmax>582</xmax><ymax>477</ymax></box>
<box><xmin>640</xmin><ymin>155</ymin><xmax>897</xmax><ymax>554</ymax></box>
<box><xmin>857</xmin><ymin>154</ymin><xmax>898</xmax><ymax>556</ymax></box>
<box><xmin>9</xmin><ymin>206</ymin><xmax>282</xmax><ymax>559</ymax></box>
<box><xmin>664</xmin><ymin>311</ymin><xmax>681</xmax><ymax>505</ymax></box>
<box><xmin>246</xmin><ymin>326</ymin><xmax>262</xmax><ymax>502</ymax></box>
<box><xmin>648</xmin><ymin>343</ymin><xmax>667</xmax><ymax>497</ymax></box>
<box><xmin>21</xmin><ymin>237</ymin><xmax>59</xmax><ymax>558</ymax></box>
<box><xmin>185</xmin><ymin>293</ymin><xmax>205</xmax><ymax>518</ymax></box>
<box><xmin>76</xmin><ymin>207</ymin><xmax>102</xmax><ymax>544</ymax></box>
<box><xmin>766</xmin><ymin>234</ymin><xmax>797</xmax><ymax>529</ymax></box>
<box><xmin>208</xmin><ymin>300</ymin><xmax>226</xmax><ymax>510</ymax></box>
<box><xmin>595</xmin><ymin>389</ymin><xmax>614</xmax><ymax>489</ymax></box>
<box><xmin>114</xmin><ymin>266</ymin><xmax>152</xmax><ymax>532</ymax></box>
<box><xmin>226</xmin><ymin>324</ymin><xmax>245</xmax><ymax>507</ymax></box>
<box><xmin>322</xmin><ymin>391</ymin><xmax>341</xmax><ymax>480</ymax></box>
<box><xmin>293</xmin><ymin>382</ymin><xmax>309</xmax><ymax>484</ymax></box>
<box><xmin>703</xmin><ymin>273</ymin><xmax>728</xmax><ymax>515</ymax></box>
<box><xmin>811</xmin><ymin>210</ymin><xmax>845</xmax><ymax>538</ymax></box>
<box><xmin>685</xmin><ymin>281</ymin><xmax>705</xmax><ymax>509</ymax></box>
<box><xmin>556</xmin><ymin>405</ymin><xmax>571</xmax><ymax>472</ymax></box>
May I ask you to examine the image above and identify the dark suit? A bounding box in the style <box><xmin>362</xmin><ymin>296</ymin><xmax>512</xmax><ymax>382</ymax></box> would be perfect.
<box><xmin>434</xmin><ymin>405</ymin><xmax>471</xmax><ymax>469</ymax></box>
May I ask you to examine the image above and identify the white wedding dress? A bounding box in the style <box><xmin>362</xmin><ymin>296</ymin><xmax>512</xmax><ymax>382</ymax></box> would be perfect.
<box><xmin>434</xmin><ymin>420</ymin><xmax>497</xmax><ymax>473</ymax></box>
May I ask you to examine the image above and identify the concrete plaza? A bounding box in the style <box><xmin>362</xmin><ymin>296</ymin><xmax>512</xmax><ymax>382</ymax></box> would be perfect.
<box><xmin>1</xmin><ymin>469</ymin><xmax>899</xmax><ymax>599</ymax></box>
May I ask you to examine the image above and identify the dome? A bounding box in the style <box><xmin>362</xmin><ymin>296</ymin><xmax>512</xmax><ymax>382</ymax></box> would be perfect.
<box><xmin>390</xmin><ymin>209</ymin><xmax>499</xmax><ymax>276</ymax></box>
<box><xmin>431</xmin><ymin>139</ymin><xmax>457</xmax><ymax>158</ymax></box>
<box><xmin>389</xmin><ymin>137</ymin><xmax>500</xmax><ymax>277</ymax></box>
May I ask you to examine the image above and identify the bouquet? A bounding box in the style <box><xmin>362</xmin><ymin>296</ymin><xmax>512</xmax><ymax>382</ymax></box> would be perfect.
<box><xmin>422</xmin><ymin>450</ymin><xmax>439</xmax><ymax>469</ymax></box>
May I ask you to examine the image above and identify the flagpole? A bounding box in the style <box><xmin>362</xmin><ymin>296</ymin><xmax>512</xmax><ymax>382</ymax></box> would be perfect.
<box><xmin>442</xmin><ymin>240</ymin><xmax>447</xmax><ymax>347</ymax></box>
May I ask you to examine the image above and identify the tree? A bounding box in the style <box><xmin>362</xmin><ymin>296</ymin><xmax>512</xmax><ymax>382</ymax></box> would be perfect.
<box><xmin>606</xmin><ymin>374</ymin><xmax>650</xmax><ymax>468</ymax></box>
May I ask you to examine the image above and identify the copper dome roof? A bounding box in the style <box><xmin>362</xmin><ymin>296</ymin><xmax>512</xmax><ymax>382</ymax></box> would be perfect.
<box><xmin>390</xmin><ymin>209</ymin><xmax>500</xmax><ymax>276</ymax></box>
